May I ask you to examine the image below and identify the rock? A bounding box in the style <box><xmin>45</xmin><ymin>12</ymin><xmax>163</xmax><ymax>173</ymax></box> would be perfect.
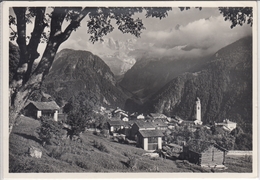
<box><xmin>142</xmin><ymin>153</ymin><xmax>159</xmax><ymax>158</ymax></box>
<box><xmin>28</xmin><ymin>146</ymin><xmax>42</xmax><ymax>158</ymax></box>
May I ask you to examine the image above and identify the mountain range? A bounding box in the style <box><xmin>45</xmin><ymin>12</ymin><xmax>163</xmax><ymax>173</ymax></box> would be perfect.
<box><xmin>9</xmin><ymin>35</ymin><xmax>253</xmax><ymax>134</ymax></box>
<box><xmin>97</xmin><ymin>37</ymin><xmax>137</xmax><ymax>76</ymax></box>
<box><xmin>119</xmin><ymin>55</ymin><xmax>212</xmax><ymax>101</ymax></box>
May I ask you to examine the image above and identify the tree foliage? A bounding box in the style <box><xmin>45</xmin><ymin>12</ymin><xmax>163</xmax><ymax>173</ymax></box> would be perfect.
<box><xmin>37</xmin><ymin>116</ymin><xmax>64</xmax><ymax>145</ymax></box>
<box><xmin>219</xmin><ymin>7</ymin><xmax>253</xmax><ymax>28</ymax></box>
<box><xmin>166</xmin><ymin>125</ymin><xmax>251</xmax><ymax>150</ymax></box>
<box><xmin>179</xmin><ymin>7</ymin><xmax>253</xmax><ymax>29</ymax></box>
<box><xmin>9</xmin><ymin>42</ymin><xmax>20</xmax><ymax>83</ymax></box>
<box><xmin>64</xmin><ymin>93</ymin><xmax>93</xmax><ymax>136</ymax></box>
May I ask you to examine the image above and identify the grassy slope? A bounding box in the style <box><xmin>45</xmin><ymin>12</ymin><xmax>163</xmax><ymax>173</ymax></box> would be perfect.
<box><xmin>9</xmin><ymin>116</ymin><xmax>252</xmax><ymax>173</ymax></box>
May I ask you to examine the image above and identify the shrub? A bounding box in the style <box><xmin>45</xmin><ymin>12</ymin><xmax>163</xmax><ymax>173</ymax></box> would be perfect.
<box><xmin>48</xmin><ymin>147</ymin><xmax>66</xmax><ymax>159</ymax></box>
<box><xmin>75</xmin><ymin>160</ymin><xmax>89</xmax><ymax>169</ymax></box>
<box><xmin>93</xmin><ymin>131</ymin><xmax>100</xmax><ymax>136</ymax></box>
<box><xmin>126</xmin><ymin>156</ymin><xmax>137</xmax><ymax>169</ymax></box>
<box><xmin>93</xmin><ymin>140</ymin><xmax>109</xmax><ymax>153</ymax></box>
<box><xmin>243</xmin><ymin>155</ymin><xmax>252</xmax><ymax>162</ymax></box>
<box><xmin>37</xmin><ymin>116</ymin><xmax>64</xmax><ymax>146</ymax></box>
<box><xmin>66</xmin><ymin>104</ymin><xmax>92</xmax><ymax>137</ymax></box>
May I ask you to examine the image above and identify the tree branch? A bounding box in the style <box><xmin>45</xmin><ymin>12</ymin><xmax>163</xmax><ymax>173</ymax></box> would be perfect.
<box><xmin>60</xmin><ymin>7</ymin><xmax>91</xmax><ymax>43</ymax></box>
<box><xmin>11</xmin><ymin>7</ymin><xmax>28</xmax><ymax>89</ymax></box>
<box><xmin>49</xmin><ymin>7</ymin><xmax>68</xmax><ymax>38</ymax></box>
<box><xmin>25</xmin><ymin>7</ymin><xmax>47</xmax><ymax>83</ymax></box>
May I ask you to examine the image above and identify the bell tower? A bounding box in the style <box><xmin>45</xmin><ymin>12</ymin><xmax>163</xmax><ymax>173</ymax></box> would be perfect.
<box><xmin>195</xmin><ymin>97</ymin><xmax>202</xmax><ymax>124</ymax></box>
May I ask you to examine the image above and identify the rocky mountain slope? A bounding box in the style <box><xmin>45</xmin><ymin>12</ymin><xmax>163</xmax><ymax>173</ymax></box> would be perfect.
<box><xmin>145</xmin><ymin>36</ymin><xmax>252</xmax><ymax>132</ymax></box>
<box><xmin>98</xmin><ymin>38</ymin><xmax>137</xmax><ymax>76</ymax></box>
<box><xmin>120</xmin><ymin>54</ymin><xmax>211</xmax><ymax>100</ymax></box>
<box><xmin>41</xmin><ymin>49</ymin><xmax>128</xmax><ymax>110</ymax></box>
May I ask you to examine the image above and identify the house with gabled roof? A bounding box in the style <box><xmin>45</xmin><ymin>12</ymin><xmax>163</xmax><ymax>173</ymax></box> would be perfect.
<box><xmin>107</xmin><ymin>120</ymin><xmax>125</xmax><ymax>133</ymax></box>
<box><xmin>136</xmin><ymin>130</ymin><xmax>163</xmax><ymax>151</ymax></box>
<box><xmin>215</xmin><ymin>119</ymin><xmax>237</xmax><ymax>132</ymax></box>
<box><xmin>23</xmin><ymin>101</ymin><xmax>60</xmax><ymax>121</ymax></box>
<box><xmin>151</xmin><ymin>119</ymin><xmax>168</xmax><ymax>131</ymax></box>
<box><xmin>182</xmin><ymin>140</ymin><xmax>227</xmax><ymax>167</ymax></box>
<box><xmin>130</xmin><ymin>121</ymin><xmax>156</xmax><ymax>139</ymax></box>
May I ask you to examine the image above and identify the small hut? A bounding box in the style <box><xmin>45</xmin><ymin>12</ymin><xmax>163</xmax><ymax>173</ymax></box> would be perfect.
<box><xmin>136</xmin><ymin>130</ymin><xmax>163</xmax><ymax>151</ymax></box>
<box><xmin>23</xmin><ymin>101</ymin><xmax>60</xmax><ymax>121</ymax></box>
<box><xmin>183</xmin><ymin>140</ymin><xmax>227</xmax><ymax>167</ymax></box>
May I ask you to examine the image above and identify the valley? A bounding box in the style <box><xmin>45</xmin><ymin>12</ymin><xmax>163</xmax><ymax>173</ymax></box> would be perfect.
<box><xmin>9</xmin><ymin>32</ymin><xmax>253</xmax><ymax>173</ymax></box>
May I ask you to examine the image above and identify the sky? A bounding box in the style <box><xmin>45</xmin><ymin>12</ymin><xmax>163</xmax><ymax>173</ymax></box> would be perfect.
<box><xmin>10</xmin><ymin>7</ymin><xmax>252</xmax><ymax>62</ymax></box>
<box><xmin>59</xmin><ymin>7</ymin><xmax>252</xmax><ymax>60</ymax></box>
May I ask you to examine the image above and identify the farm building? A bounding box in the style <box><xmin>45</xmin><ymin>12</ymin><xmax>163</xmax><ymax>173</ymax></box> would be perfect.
<box><xmin>151</xmin><ymin>119</ymin><xmax>168</xmax><ymax>130</ymax></box>
<box><xmin>136</xmin><ymin>130</ymin><xmax>164</xmax><ymax>151</ymax></box>
<box><xmin>182</xmin><ymin>141</ymin><xmax>227</xmax><ymax>167</ymax></box>
<box><xmin>150</xmin><ymin>113</ymin><xmax>167</xmax><ymax>118</ymax></box>
<box><xmin>23</xmin><ymin>101</ymin><xmax>60</xmax><ymax>121</ymax></box>
<box><xmin>107</xmin><ymin>120</ymin><xmax>131</xmax><ymax>135</ymax></box>
<box><xmin>137</xmin><ymin>114</ymin><xmax>145</xmax><ymax>119</ymax></box>
<box><xmin>107</xmin><ymin>120</ymin><xmax>125</xmax><ymax>133</ymax></box>
<box><xmin>130</xmin><ymin>121</ymin><xmax>156</xmax><ymax>139</ymax></box>
<box><xmin>215</xmin><ymin>119</ymin><xmax>237</xmax><ymax>131</ymax></box>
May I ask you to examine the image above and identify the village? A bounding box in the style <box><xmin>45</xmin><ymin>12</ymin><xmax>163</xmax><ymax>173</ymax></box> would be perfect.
<box><xmin>21</xmin><ymin>97</ymin><xmax>240</xmax><ymax>170</ymax></box>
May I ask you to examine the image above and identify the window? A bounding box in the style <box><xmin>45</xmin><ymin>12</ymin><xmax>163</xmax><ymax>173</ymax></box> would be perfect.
<box><xmin>148</xmin><ymin>137</ymin><xmax>157</xmax><ymax>143</ymax></box>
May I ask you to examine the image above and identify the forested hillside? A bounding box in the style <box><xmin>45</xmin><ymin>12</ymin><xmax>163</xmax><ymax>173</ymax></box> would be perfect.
<box><xmin>41</xmin><ymin>49</ymin><xmax>128</xmax><ymax>110</ymax></box>
<box><xmin>146</xmin><ymin>36</ymin><xmax>252</xmax><ymax>133</ymax></box>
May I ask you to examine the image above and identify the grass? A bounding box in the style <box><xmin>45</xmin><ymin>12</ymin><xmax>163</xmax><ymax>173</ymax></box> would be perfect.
<box><xmin>219</xmin><ymin>155</ymin><xmax>253</xmax><ymax>173</ymax></box>
<box><xmin>9</xmin><ymin>116</ymin><xmax>253</xmax><ymax>173</ymax></box>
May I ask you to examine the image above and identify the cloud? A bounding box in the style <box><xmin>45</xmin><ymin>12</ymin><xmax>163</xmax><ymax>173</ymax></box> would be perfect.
<box><xmin>133</xmin><ymin>14</ymin><xmax>252</xmax><ymax>59</ymax></box>
<box><xmin>56</xmin><ymin>8</ymin><xmax>252</xmax><ymax>62</ymax></box>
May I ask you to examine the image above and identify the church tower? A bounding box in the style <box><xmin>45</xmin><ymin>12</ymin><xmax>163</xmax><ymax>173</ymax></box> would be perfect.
<box><xmin>194</xmin><ymin>97</ymin><xmax>202</xmax><ymax>125</ymax></box>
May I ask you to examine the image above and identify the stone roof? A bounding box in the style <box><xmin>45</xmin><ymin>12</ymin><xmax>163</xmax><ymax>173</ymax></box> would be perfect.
<box><xmin>135</xmin><ymin>121</ymin><xmax>155</xmax><ymax>129</ymax></box>
<box><xmin>186</xmin><ymin>140</ymin><xmax>227</xmax><ymax>154</ymax></box>
<box><xmin>30</xmin><ymin>101</ymin><xmax>60</xmax><ymax>110</ymax></box>
<box><xmin>151</xmin><ymin>119</ymin><xmax>168</xmax><ymax>127</ymax></box>
<box><xmin>138</xmin><ymin>130</ymin><xmax>164</xmax><ymax>138</ymax></box>
<box><xmin>150</xmin><ymin>113</ymin><xmax>167</xmax><ymax>119</ymax></box>
<box><xmin>107</xmin><ymin>120</ymin><xmax>125</xmax><ymax>126</ymax></box>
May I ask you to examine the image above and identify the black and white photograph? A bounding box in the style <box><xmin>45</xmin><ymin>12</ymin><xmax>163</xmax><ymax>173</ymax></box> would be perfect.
<box><xmin>2</xmin><ymin>1</ymin><xmax>258</xmax><ymax>178</ymax></box>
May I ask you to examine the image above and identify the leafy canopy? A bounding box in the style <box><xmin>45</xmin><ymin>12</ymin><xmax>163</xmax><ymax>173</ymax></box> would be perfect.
<box><xmin>9</xmin><ymin>7</ymin><xmax>253</xmax><ymax>44</ymax></box>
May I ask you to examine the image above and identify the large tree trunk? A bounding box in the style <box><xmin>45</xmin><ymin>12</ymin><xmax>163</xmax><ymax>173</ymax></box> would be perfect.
<box><xmin>9</xmin><ymin>7</ymin><xmax>90</xmax><ymax>135</ymax></box>
<box><xmin>9</xmin><ymin>39</ymin><xmax>61</xmax><ymax>128</ymax></box>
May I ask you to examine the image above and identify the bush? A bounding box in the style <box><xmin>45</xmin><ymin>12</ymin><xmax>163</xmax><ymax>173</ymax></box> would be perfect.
<box><xmin>126</xmin><ymin>155</ymin><xmax>137</xmax><ymax>169</ymax></box>
<box><xmin>93</xmin><ymin>131</ymin><xmax>100</xmax><ymax>136</ymax></box>
<box><xmin>93</xmin><ymin>140</ymin><xmax>109</xmax><ymax>153</ymax></box>
<box><xmin>243</xmin><ymin>155</ymin><xmax>252</xmax><ymax>162</ymax></box>
<box><xmin>75</xmin><ymin>160</ymin><xmax>89</xmax><ymax>169</ymax></box>
<box><xmin>48</xmin><ymin>147</ymin><xmax>66</xmax><ymax>159</ymax></box>
<box><xmin>37</xmin><ymin>116</ymin><xmax>64</xmax><ymax>145</ymax></box>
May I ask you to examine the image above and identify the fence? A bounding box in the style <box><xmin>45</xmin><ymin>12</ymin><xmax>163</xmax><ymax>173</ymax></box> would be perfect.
<box><xmin>227</xmin><ymin>151</ymin><xmax>252</xmax><ymax>156</ymax></box>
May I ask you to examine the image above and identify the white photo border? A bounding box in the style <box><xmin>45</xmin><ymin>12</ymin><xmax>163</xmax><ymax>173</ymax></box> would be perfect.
<box><xmin>2</xmin><ymin>1</ymin><xmax>258</xmax><ymax>179</ymax></box>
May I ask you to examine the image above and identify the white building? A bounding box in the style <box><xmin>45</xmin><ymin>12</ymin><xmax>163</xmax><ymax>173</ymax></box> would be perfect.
<box><xmin>215</xmin><ymin>119</ymin><xmax>237</xmax><ymax>131</ymax></box>
<box><xmin>137</xmin><ymin>113</ymin><xmax>145</xmax><ymax>119</ymax></box>
<box><xmin>194</xmin><ymin>97</ymin><xmax>202</xmax><ymax>125</ymax></box>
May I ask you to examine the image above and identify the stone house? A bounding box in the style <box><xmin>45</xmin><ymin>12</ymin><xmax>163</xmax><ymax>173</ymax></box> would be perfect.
<box><xmin>215</xmin><ymin>119</ymin><xmax>237</xmax><ymax>131</ymax></box>
<box><xmin>136</xmin><ymin>130</ymin><xmax>163</xmax><ymax>151</ymax></box>
<box><xmin>151</xmin><ymin>119</ymin><xmax>168</xmax><ymax>131</ymax></box>
<box><xmin>137</xmin><ymin>113</ymin><xmax>145</xmax><ymax>119</ymax></box>
<box><xmin>107</xmin><ymin>120</ymin><xmax>126</xmax><ymax>133</ymax></box>
<box><xmin>23</xmin><ymin>101</ymin><xmax>60</xmax><ymax>121</ymax></box>
<box><xmin>130</xmin><ymin>121</ymin><xmax>156</xmax><ymax>139</ymax></box>
<box><xmin>182</xmin><ymin>141</ymin><xmax>227</xmax><ymax>167</ymax></box>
